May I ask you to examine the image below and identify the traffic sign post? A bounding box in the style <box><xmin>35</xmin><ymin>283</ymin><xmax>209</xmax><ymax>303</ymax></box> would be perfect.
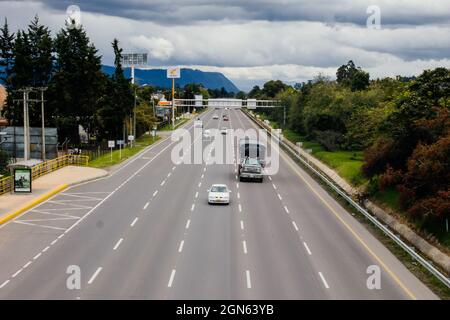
<box><xmin>108</xmin><ymin>140</ymin><xmax>115</xmax><ymax>163</ymax></box>
<box><xmin>117</xmin><ymin>140</ymin><xmax>124</xmax><ymax>160</ymax></box>
<box><xmin>167</xmin><ymin>67</ymin><xmax>181</xmax><ymax>130</ymax></box>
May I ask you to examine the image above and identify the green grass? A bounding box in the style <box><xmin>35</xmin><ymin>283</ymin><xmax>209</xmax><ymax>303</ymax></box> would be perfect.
<box><xmin>373</xmin><ymin>187</ymin><xmax>401</xmax><ymax>211</ymax></box>
<box><xmin>89</xmin><ymin>134</ymin><xmax>161</xmax><ymax>168</ymax></box>
<box><xmin>157</xmin><ymin>118</ymin><xmax>189</xmax><ymax>131</ymax></box>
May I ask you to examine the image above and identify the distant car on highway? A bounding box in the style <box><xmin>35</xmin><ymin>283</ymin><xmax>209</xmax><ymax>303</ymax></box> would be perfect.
<box><xmin>208</xmin><ymin>184</ymin><xmax>230</xmax><ymax>204</ymax></box>
<box><xmin>212</xmin><ymin>114</ymin><xmax>219</xmax><ymax>119</ymax></box>
<box><xmin>239</xmin><ymin>157</ymin><xmax>263</xmax><ymax>182</ymax></box>
<box><xmin>222</xmin><ymin>115</ymin><xmax>229</xmax><ymax>121</ymax></box>
<box><xmin>220</xmin><ymin>127</ymin><xmax>228</xmax><ymax>135</ymax></box>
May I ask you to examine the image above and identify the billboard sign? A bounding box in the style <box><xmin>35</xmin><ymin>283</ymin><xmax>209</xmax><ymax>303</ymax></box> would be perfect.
<box><xmin>167</xmin><ymin>67</ymin><xmax>181</xmax><ymax>79</ymax></box>
<box><xmin>14</xmin><ymin>168</ymin><xmax>32</xmax><ymax>193</ymax></box>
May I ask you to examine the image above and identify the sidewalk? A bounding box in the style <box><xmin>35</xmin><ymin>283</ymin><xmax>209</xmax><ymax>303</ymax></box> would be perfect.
<box><xmin>0</xmin><ymin>165</ymin><xmax>108</xmax><ymax>223</ymax></box>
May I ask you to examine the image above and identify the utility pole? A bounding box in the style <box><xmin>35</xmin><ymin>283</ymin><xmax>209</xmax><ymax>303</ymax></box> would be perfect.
<box><xmin>133</xmin><ymin>86</ymin><xmax>137</xmax><ymax>147</ymax></box>
<box><xmin>172</xmin><ymin>78</ymin><xmax>175</xmax><ymax>130</ymax></box>
<box><xmin>15</xmin><ymin>88</ymin><xmax>32</xmax><ymax>161</ymax></box>
<box><xmin>39</xmin><ymin>87</ymin><xmax>48</xmax><ymax>161</ymax></box>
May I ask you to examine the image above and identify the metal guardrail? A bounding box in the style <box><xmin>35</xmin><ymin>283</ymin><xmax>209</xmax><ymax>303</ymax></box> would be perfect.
<box><xmin>0</xmin><ymin>155</ymin><xmax>89</xmax><ymax>196</ymax></box>
<box><xmin>32</xmin><ymin>155</ymin><xmax>89</xmax><ymax>180</ymax></box>
<box><xmin>243</xmin><ymin>109</ymin><xmax>450</xmax><ymax>289</ymax></box>
<box><xmin>0</xmin><ymin>175</ymin><xmax>12</xmax><ymax>196</ymax></box>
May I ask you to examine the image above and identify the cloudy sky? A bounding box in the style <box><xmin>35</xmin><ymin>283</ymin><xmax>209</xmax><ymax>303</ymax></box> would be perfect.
<box><xmin>1</xmin><ymin>0</ymin><xmax>450</xmax><ymax>90</ymax></box>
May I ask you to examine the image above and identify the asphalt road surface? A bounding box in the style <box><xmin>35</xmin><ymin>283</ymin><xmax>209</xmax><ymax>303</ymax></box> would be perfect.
<box><xmin>0</xmin><ymin>108</ymin><xmax>437</xmax><ymax>299</ymax></box>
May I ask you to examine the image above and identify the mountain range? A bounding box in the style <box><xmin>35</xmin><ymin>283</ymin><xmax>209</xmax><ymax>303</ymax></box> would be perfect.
<box><xmin>102</xmin><ymin>66</ymin><xmax>240</xmax><ymax>93</ymax></box>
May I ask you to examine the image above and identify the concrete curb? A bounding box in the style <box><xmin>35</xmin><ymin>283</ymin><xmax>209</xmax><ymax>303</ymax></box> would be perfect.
<box><xmin>0</xmin><ymin>184</ymin><xmax>69</xmax><ymax>226</ymax></box>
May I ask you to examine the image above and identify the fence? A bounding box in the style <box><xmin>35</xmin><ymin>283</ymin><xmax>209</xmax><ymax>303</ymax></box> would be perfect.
<box><xmin>0</xmin><ymin>155</ymin><xmax>89</xmax><ymax>196</ymax></box>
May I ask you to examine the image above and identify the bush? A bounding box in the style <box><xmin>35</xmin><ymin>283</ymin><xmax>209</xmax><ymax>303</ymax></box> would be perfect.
<box><xmin>0</xmin><ymin>150</ymin><xmax>9</xmax><ymax>174</ymax></box>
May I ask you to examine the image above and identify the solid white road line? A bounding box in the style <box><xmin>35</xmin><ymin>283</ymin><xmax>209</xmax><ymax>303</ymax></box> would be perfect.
<box><xmin>88</xmin><ymin>267</ymin><xmax>103</xmax><ymax>285</ymax></box>
<box><xmin>185</xmin><ymin>220</ymin><xmax>191</xmax><ymax>229</ymax></box>
<box><xmin>0</xmin><ymin>280</ymin><xmax>10</xmax><ymax>289</ymax></box>
<box><xmin>246</xmin><ymin>270</ymin><xmax>252</xmax><ymax>289</ymax></box>
<box><xmin>178</xmin><ymin>240</ymin><xmax>184</xmax><ymax>253</ymax></box>
<box><xmin>153</xmin><ymin>190</ymin><xmax>158</xmax><ymax>197</ymax></box>
<box><xmin>303</xmin><ymin>242</ymin><xmax>312</xmax><ymax>255</ymax></box>
<box><xmin>240</xmin><ymin>220</ymin><xmax>244</xmax><ymax>230</ymax></box>
<box><xmin>292</xmin><ymin>221</ymin><xmax>299</xmax><ymax>231</ymax></box>
<box><xmin>168</xmin><ymin>269</ymin><xmax>176</xmax><ymax>287</ymax></box>
<box><xmin>318</xmin><ymin>272</ymin><xmax>330</xmax><ymax>289</ymax></box>
<box><xmin>113</xmin><ymin>238</ymin><xmax>123</xmax><ymax>250</ymax></box>
<box><xmin>284</xmin><ymin>206</ymin><xmax>290</xmax><ymax>214</ymax></box>
<box><xmin>242</xmin><ymin>240</ymin><xmax>248</xmax><ymax>254</ymax></box>
<box><xmin>130</xmin><ymin>217</ymin><xmax>139</xmax><ymax>227</ymax></box>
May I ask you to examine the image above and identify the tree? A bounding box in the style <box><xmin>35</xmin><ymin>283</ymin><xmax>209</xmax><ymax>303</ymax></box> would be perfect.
<box><xmin>0</xmin><ymin>18</ymin><xmax>15</xmax><ymax>87</ymax></box>
<box><xmin>97</xmin><ymin>38</ymin><xmax>133</xmax><ymax>140</ymax></box>
<box><xmin>262</xmin><ymin>80</ymin><xmax>289</xmax><ymax>97</ymax></box>
<box><xmin>49</xmin><ymin>23</ymin><xmax>107</xmax><ymax>144</ymax></box>
<box><xmin>336</xmin><ymin>60</ymin><xmax>369</xmax><ymax>91</ymax></box>
<box><xmin>0</xmin><ymin>18</ymin><xmax>15</xmax><ymax>123</ymax></box>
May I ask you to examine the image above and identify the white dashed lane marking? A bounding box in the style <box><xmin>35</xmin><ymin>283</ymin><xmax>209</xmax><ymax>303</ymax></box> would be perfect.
<box><xmin>246</xmin><ymin>270</ymin><xmax>252</xmax><ymax>289</ymax></box>
<box><xmin>153</xmin><ymin>190</ymin><xmax>158</xmax><ymax>197</ymax></box>
<box><xmin>143</xmin><ymin>202</ymin><xmax>149</xmax><ymax>210</ymax></box>
<box><xmin>284</xmin><ymin>206</ymin><xmax>290</xmax><ymax>214</ymax></box>
<box><xmin>303</xmin><ymin>242</ymin><xmax>312</xmax><ymax>255</ymax></box>
<box><xmin>0</xmin><ymin>280</ymin><xmax>10</xmax><ymax>289</ymax></box>
<box><xmin>113</xmin><ymin>238</ymin><xmax>124</xmax><ymax>250</ymax></box>
<box><xmin>130</xmin><ymin>217</ymin><xmax>139</xmax><ymax>227</ymax></box>
<box><xmin>168</xmin><ymin>269</ymin><xmax>176</xmax><ymax>288</ymax></box>
<box><xmin>292</xmin><ymin>221</ymin><xmax>299</xmax><ymax>231</ymax></box>
<box><xmin>178</xmin><ymin>241</ymin><xmax>184</xmax><ymax>253</ymax></box>
<box><xmin>319</xmin><ymin>272</ymin><xmax>330</xmax><ymax>289</ymax></box>
<box><xmin>88</xmin><ymin>267</ymin><xmax>103</xmax><ymax>285</ymax></box>
<box><xmin>185</xmin><ymin>220</ymin><xmax>191</xmax><ymax>229</ymax></box>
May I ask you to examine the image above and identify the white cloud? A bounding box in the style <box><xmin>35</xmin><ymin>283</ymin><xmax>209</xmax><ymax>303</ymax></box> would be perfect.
<box><xmin>129</xmin><ymin>35</ymin><xmax>174</xmax><ymax>60</ymax></box>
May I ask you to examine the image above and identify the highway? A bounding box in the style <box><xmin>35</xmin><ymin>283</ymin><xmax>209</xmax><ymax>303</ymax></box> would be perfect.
<box><xmin>0</xmin><ymin>108</ymin><xmax>437</xmax><ymax>299</ymax></box>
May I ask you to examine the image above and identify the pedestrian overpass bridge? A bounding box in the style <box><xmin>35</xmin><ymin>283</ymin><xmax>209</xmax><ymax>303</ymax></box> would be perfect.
<box><xmin>173</xmin><ymin>98</ymin><xmax>282</xmax><ymax>110</ymax></box>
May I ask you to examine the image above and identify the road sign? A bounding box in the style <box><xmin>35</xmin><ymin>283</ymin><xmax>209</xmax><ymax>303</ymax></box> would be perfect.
<box><xmin>128</xmin><ymin>135</ymin><xmax>135</xmax><ymax>141</ymax></box>
<box><xmin>116</xmin><ymin>140</ymin><xmax>125</xmax><ymax>146</ymax></box>
<box><xmin>121</xmin><ymin>53</ymin><xmax>147</xmax><ymax>66</ymax></box>
<box><xmin>167</xmin><ymin>67</ymin><xmax>180</xmax><ymax>79</ymax></box>
<box><xmin>108</xmin><ymin>140</ymin><xmax>115</xmax><ymax>148</ymax></box>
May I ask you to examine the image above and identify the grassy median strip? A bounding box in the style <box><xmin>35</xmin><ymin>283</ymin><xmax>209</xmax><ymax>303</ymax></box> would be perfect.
<box><xmin>89</xmin><ymin>134</ymin><xmax>161</xmax><ymax>168</ymax></box>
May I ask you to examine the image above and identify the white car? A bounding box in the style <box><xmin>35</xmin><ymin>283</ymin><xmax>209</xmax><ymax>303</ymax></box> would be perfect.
<box><xmin>212</xmin><ymin>114</ymin><xmax>219</xmax><ymax>119</ymax></box>
<box><xmin>208</xmin><ymin>184</ymin><xmax>231</xmax><ymax>204</ymax></box>
<box><xmin>220</xmin><ymin>127</ymin><xmax>228</xmax><ymax>134</ymax></box>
